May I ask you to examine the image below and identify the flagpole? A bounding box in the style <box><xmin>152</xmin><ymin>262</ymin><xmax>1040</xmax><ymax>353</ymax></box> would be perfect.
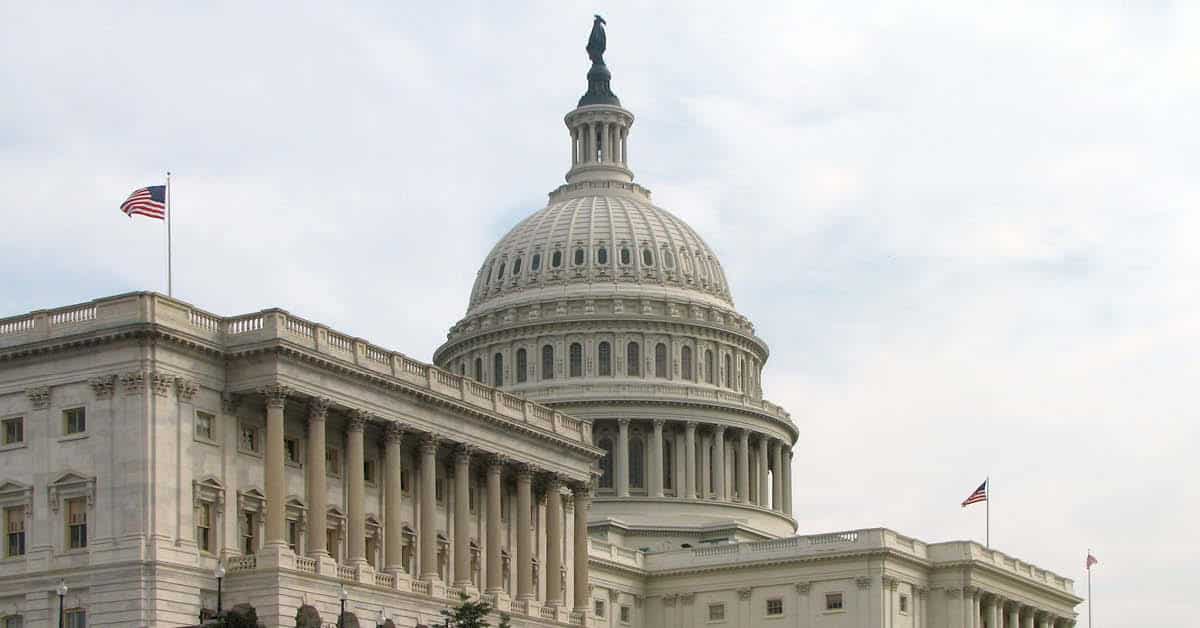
<box><xmin>166</xmin><ymin>171</ymin><xmax>173</xmax><ymax>297</ymax></box>
<box><xmin>1088</xmin><ymin>549</ymin><xmax>1093</xmax><ymax>628</ymax></box>
<box><xmin>986</xmin><ymin>476</ymin><xmax>989</xmax><ymax>548</ymax></box>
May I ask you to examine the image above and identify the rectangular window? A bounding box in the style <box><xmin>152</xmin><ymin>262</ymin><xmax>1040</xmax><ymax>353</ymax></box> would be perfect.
<box><xmin>5</xmin><ymin>506</ymin><xmax>25</xmax><ymax>557</ymax></box>
<box><xmin>287</xmin><ymin>520</ymin><xmax>300</xmax><ymax>553</ymax></box>
<box><xmin>364</xmin><ymin>459</ymin><xmax>376</xmax><ymax>484</ymax></box>
<box><xmin>326</xmin><ymin>448</ymin><xmax>341</xmax><ymax>477</ymax></box>
<box><xmin>400</xmin><ymin>468</ymin><xmax>411</xmax><ymax>494</ymax></box>
<box><xmin>63</xmin><ymin>407</ymin><xmax>86</xmax><ymax>435</ymax></box>
<box><xmin>194</xmin><ymin>411</ymin><xmax>214</xmax><ymax>441</ymax></box>
<box><xmin>66</xmin><ymin>497</ymin><xmax>87</xmax><ymax>549</ymax></box>
<box><xmin>435</xmin><ymin>478</ymin><xmax>445</xmax><ymax>503</ymax></box>
<box><xmin>196</xmin><ymin>502</ymin><xmax>212</xmax><ymax>552</ymax></box>
<box><xmin>593</xmin><ymin>600</ymin><xmax>606</xmax><ymax>618</ymax></box>
<box><xmin>239</xmin><ymin>424</ymin><xmax>259</xmax><ymax>453</ymax></box>
<box><xmin>619</xmin><ymin>605</ymin><xmax>631</xmax><ymax>623</ymax></box>
<box><xmin>2</xmin><ymin>417</ymin><xmax>23</xmax><ymax>445</ymax></box>
<box><xmin>4</xmin><ymin>615</ymin><xmax>23</xmax><ymax>628</ymax></box>
<box><xmin>327</xmin><ymin>528</ymin><xmax>340</xmax><ymax>562</ymax></box>
<box><xmin>242</xmin><ymin>512</ymin><xmax>256</xmax><ymax>555</ymax></box>
<box><xmin>64</xmin><ymin>609</ymin><xmax>85</xmax><ymax>628</ymax></box>
<box><xmin>825</xmin><ymin>592</ymin><xmax>844</xmax><ymax>611</ymax></box>
<box><xmin>708</xmin><ymin>603</ymin><xmax>725</xmax><ymax>622</ymax></box>
<box><xmin>899</xmin><ymin>594</ymin><xmax>909</xmax><ymax>614</ymax></box>
<box><xmin>285</xmin><ymin>438</ymin><xmax>301</xmax><ymax>465</ymax></box>
<box><xmin>766</xmin><ymin>598</ymin><xmax>783</xmax><ymax>616</ymax></box>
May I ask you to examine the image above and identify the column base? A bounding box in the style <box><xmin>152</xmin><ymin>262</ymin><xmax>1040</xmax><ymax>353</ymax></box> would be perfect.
<box><xmin>351</xmin><ymin>560</ymin><xmax>374</xmax><ymax>583</ymax></box>
<box><xmin>315</xmin><ymin>554</ymin><xmax>339</xmax><ymax>577</ymax></box>
<box><xmin>256</xmin><ymin>543</ymin><xmax>295</xmax><ymax>570</ymax></box>
<box><xmin>486</xmin><ymin>590</ymin><xmax>511</xmax><ymax>613</ymax></box>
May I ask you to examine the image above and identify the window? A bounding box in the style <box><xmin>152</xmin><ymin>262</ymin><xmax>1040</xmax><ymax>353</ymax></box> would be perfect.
<box><xmin>243</xmin><ymin>512</ymin><xmax>257</xmax><ymax>555</ymax></box>
<box><xmin>663</xmin><ymin>249</ymin><xmax>675</xmax><ymax>269</ymax></box>
<box><xmin>531</xmin><ymin>253</ymin><xmax>541</xmax><ymax>271</ymax></box>
<box><xmin>569</xmin><ymin>343</ymin><xmax>583</xmax><ymax>377</ymax></box>
<box><xmin>196</xmin><ymin>501</ymin><xmax>213</xmax><ymax>552</ymax></box>
<box><xmin>512</xmin><ymin>257</ymin><xmax>522</xmax><ymax>275</ymax></box>
<box><xmin>473</xmin><ymin>357</ymin><xmax>483</xmax><ymax>382</ymax></box>
<box><xmin>551</xmin><ymin>250</ymin><xmax>562</xmax><ymax>268</ymax></box>
<box><xmin>641</xmin><ymin>248</ymin><xmax>654</xmax><ymax>266</ymax></box>
<box><xmin>597</xmin><ymin>437</ymin><xmax>614</xmax><ymax>489</ymax></box>
<box><xmin>594</xmin><ymin>600</ymin><xmax>606</xmax><ymax>618</ymax></box>
<box><xmin>401</xmin><ymin>467</ymin><xmax>411</xmax><ymax>493</ymax></box>
<box><xmin>194</xmin><ymin>411</ymin><xmax>214</xmax><ymax>441</ymax></box>
<box><xmin>497</xmin><ymin>259</ymin><xmax>506</xmax><ymax>279</ymax></box>
<box><xmin>899</xmin><ymin>594</ymin><xmax>909</xmax><ymax>614</ymax></box>
<box><xmin>436</xmin><ymin>477</ymin><xmax>446</xmax><ymax>503</ymax></box>
<box><xmin>724</xmin><ymin>354</ymin><xmax>733</xmax><ymax>388</ymax></box>
<box><xmin>705</xmin><ymin>350</ymin><xmax>715</xmax><ymax>384</ymax></box>
<box><xmin>326</xmin><ymin>528</ymin><xmax>339</xmax><ymax>562</ymax></box>
<box><xmin>620</xmin><ymin>247</ymin><xmax>631</xmax><ymax>265</ymax></box>
<box><xmin>516</xmin><ymin>348</ymin><xmax>528</xmax><ymax>383</ymax></box>
<box><xmin>364</xmin><ymin>459</ymin><xmax>377</xmax><ymax>484</ymax></box>
<box><xmin>326</xmin><ymin>447</ymin><xmax>342</xmax><ymax>477</ymax></box>
<box><xmin>239</xmin><ymin>424</ymin><xmax>260</xmax><ymax>454</ymax></box>
<box><xmin>5</xmin><ymin>506</ymin><xmax>25</xmax><ymax>557</ymax></box>
<box><xmin>541</xmin><ymin>345</ymin><xmax>555</xmax><ymax>380</ymax></box>
<box><xmin>620</xmin><ymin>605</ymin><xmax>631</xmax><ymax>623</ymax></box>
<box><xmin>681</xmin><ymin>346</ymin><xmax>693</xmax><ymax>381</ymax></box>
<box><xmin>64</xmin><ymin>610</ymin><xmax>85</xmax><ymax>628</ymax></box>
<box><xmin>598</xmin><ymin>341</ymin><xmax>612</xmax><ymax>376</ymax></box>
<box><xmin>825</xmin><ymin>592</ymin><xmax>843</xmax><ymax>611</ymax></box>
<box><xmin>284</xmin><ymin>438</ymin><xmax>301</xmax><ymax>465</ymax></box>
<box><xmin>4</xmin><ymin>615</ymin><xmax>23</xmax><ymax>628</ymax></box>
<box><xmin>2</xmin><ymin>417</ymin><xmax>23</xmax><ymax>445</ymax></box>
<box><xmin>493</xmin><ymin>353</ymin><xmax>504</xmax><ymax>386</ymax></box>
<box><xmin>597</xmin><ymin>247</ymin><xmax>608</xmax><ymax>265</ymax></box>
<box><xmin>574</xmin><ymin>247</ymin><xmax>585</xmax><ymax>266</ymax></box>
<box><xmin>708</xmin><ymin>603</ymin><xmax>726</xmax><ymax>622</ymax></box>
<box><xmin>626</xmin><ymin>342</ymin><xmax>640</xmax><ymax>376</ymax></box>
<box><xmin>681</xmin><ymin>250</ymin><xmax>693</xmax><ymax>273</ymax></box>
<box><xmin>63</xmin><ymin>407</ymin><xmax>86</xmax><ymax>435</ymax></box>
<box><xmin>740</xmin><ymin>358</ymin><xmax>747</xmax><ymax>391</ymax></box>
<box><xmin>629</xmin><ymin>437</ymin><xmax>644</xmax><ymax>490</ymax></box>
<box><xmin>766</xmin><ymin>598</ymin><xmax>783</xmax><ymax>616</ymax></box>
<box><xmin>287</xmin><ymin>519</ymin><xmax>301</xmax><ymax>553</ymax></box>
<box><xmin>654</xmin><ymin>343</ymin><xmax>668</xmax><ymax>378</ymax></box>
<box><xmin>662</xmin><ymin>438</ymin><xmax>674</xmax><ymax>490</ymax></box>
<box><xmin>66</xmin><ymin>497</ymin><xmax>87</xmax><ymax>549</ymax></box>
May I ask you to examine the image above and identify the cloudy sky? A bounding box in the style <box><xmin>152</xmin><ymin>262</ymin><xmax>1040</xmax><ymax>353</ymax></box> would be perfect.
<box><xmin>2</xmin><ymin>2</ymin><xmax>1196</xmax><ymax>623</ymax></box>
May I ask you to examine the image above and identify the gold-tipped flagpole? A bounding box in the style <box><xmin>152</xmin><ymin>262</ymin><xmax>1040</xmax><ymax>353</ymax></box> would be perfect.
<box><xmin>166</xmin><ymin>171</ymin><xmax>173</xmax><ymax>297</ymax></box>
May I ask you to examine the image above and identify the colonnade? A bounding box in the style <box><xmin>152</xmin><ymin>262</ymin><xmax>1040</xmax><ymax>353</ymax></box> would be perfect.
<box><xmin>597</xmin><ymin>418</ymin><xmax>793</xmax><ymax>516</ymax></box>
<box><xmin>961</xmin><ymin>587</ymin><xmax>1074</xmax><ymax>628</ymax></box>
<box><xmin>571</xmin><ymin>120</ymin><xmax>628</xmax><ymax>167</ymax></box>
<box><xmin>259</xmin><ymin>385</ymin><xmax>591</xmax><ymax>611</ymax></box>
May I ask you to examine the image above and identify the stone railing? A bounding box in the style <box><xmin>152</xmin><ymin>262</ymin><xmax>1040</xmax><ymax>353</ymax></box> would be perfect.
<box><xmin>374</xmin><ymin>572</ymin><xmax>395</xmax><ymax>588</ymax></box>
<box><xmin>0</xmin><ymin>292</ymin><xmax>594</xmax><ymax>450</ymax></box>
<box><xmin>645</xmin><ymin>529</ymin><xmax>915</xmax><ymax>572</ymax></box>
<box><xmin>588</xmin><ymin>539</ymin><xmax>645</xmax><ymax>569</ymax></box>
<box><xmin>931</xmin><ymin>542</ymin><xmax>1076</xmax><ymax>594</ymax></box>
<box><xmin>336</xmin><ymin>564</ymin><xmax>356</xmax><ymax>581</ymax></box>
<box><xmin>225</xmin><ymin>554</ymin><xmax>257</xmax><ymax>573</ymax></box>
<box><xmin>295</xmin><ymin>556</ymin><xmax>318</xmax><ymax>574</ymax></box>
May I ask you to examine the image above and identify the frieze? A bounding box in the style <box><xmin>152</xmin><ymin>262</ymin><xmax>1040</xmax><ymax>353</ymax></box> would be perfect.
<box><xmin>89</xmin><ymin>375</ymin><xmax>117</xmax><ymax>399</ymax></box>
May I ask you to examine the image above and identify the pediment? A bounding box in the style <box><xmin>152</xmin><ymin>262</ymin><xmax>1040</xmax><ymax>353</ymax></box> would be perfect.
<box><xmin>0</xmin><ymin>480</ymin><xmax>33</xmax><ymax>508</ymax></box>
<box><xmin>49</xmin><ymin>470</ymin><xmax>93</xmax><ymax>487</ymax></box>
<box><xmin>0</xmin><ymin>480</ymin><xmax>31</xmax><ymax>495</ymax></box>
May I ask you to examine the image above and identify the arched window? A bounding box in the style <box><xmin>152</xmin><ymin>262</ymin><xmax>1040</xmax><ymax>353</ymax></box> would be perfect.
<box><xmin>598</xmin><ymin>341</ymin><xmax>612</xmax><ymax>376</ymax></box>
<box><xmin>620</xmin><ymin>248</ymin><xmax>631</xmax><ymax>265</ymax></box>
<box><xmin>512</xmin><ymin>257</ymin><xmax>522</xmax><ymax>275</ymax></box>
<box><xmin>569</xmin><ymin>343</ymin><xmax>583</xmax><ymax>377</ymax></box>
<box><xmin>497</xmin><ymin>260</ymin><xmax>506</xmax><ymax>279</ymax></box>
<box><xmin>641</xmin><ymin>248</ymin><xmax>654</xmax><ymax>266</ymax></box>
<box><xmin>681</xmin><ymin>250</ymin><xmax>692</xmax><ymax>273</ymax></box>
<box><xmin>493</xmin><ymin>353</ymin><xmax>504</xmax><ymax>386</ymax></box>
<box><xmin>531</xmin><ymin>253</ymin><xmax>541</xmax><ymax>271</ymax></box>
<box><xmin>629</xmin><ymin>436</ymin><xmax>645</xmax><ymax>490</ymax></box>
<box><xmin>663</xmin><ymin>249</ymin><xmax>675</xmax><ymax>269</ymax></box>
<box><xmin>739</xmin><ymin>358</ymin><xmax>747</xmax><ymax>391</ymax></box>
<box><xmin>724</xmin><ymin>354</ymin><xmax>733</xmax><ymax>388</ymax></box>
<box><xmin>681</xmin><ymin>346</ymin><xmax>693</xmax><ymax>381</ymax></box>
<box><xmin>542</xmin><ymin>345</ymin><xmax>555</xmax><ymax>380</ymax></box>
<box><xmin>654</xmin><ymin>343</ymin><xmax>668</xmax><ymax>378</ymax></box>
<box><xmin>598</xmin><ymin>437</ymin><xmax>614</xmax><ymax>489</ymax></box>
<box><xmin>574</xmin><ymin>248</ymin><xmax>585</xmax><ymax>266</ymax></box>
<box><xmin>473</xmin><ymin>357</ymin><xmax>483</xmax><ymax>382</ymax></box>
<box><xmin>551</xmin><ymin>250</ymin><xmax>562</xmax><ymax>268</ymax></box>
<box><xmin>458</xmin><ymin>362</ymin><xmax>465</xmax><ymax>376</ymax></box>
<box><xmin>662</xmin><ymin>438</ymin><xmax>674</xmax><ymax>491</ymax></box>
<box><xmin>626</xmin><ymin>342</ymin><xmax>640</xmax><ymax>377</ymax></box>
<box><xmin>705</xmin><ymin>349</ymin><xmax>715</xmax><ymax>384</ymax></box>
<box><xmin>597</xmin><ymin>247</ymin><xmax>608</xmax><ymax>265</ymax></box>
<box><xmin>516</xmin><ymin>348</ymin><xmax>528</xmax><ymax>383</ymax></box>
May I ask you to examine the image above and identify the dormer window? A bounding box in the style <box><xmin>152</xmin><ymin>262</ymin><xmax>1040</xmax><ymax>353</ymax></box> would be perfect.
<box><xmin>552</xmin><ymin>250</ymin><xmax>563</xmax><ymax>268</ymax></box>
<box><xmin>662</xmin><ymin>249</ymin><xmax>675</xmax><ymax>270</ymax></box>
<box><xmin>620</xmin><ymin>247</ymin><xmax>631</xmax><ymax>265</ymax></box>
<box><xmin>641</xmin><ymin>248</ymin><xmax>654</xmax><ymax>267</ymax></box>
<box><xmin>531</xmin><ymin>253</ymin><xmax>542</xmax><ymax>271</ymax></box>
<box><xmin>597</xmin><ymin>247</ymin><xmax>609</xmax><ymax>265</ymax></box>
<box><xmin>574</xmin><ymin>247</ymin><xmax>586</xmax><ymax>266</ymax></box>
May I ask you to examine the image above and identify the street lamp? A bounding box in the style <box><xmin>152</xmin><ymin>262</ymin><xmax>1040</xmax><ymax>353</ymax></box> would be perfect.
<box><xmin>56</xmin><ymin>579</ymin><xmax>68</xmax><ymax>628</ymax></box>
<box><xmin>376</xmin><ymin>607</ymin><xmax>389</xmax><ymax>627</ymax></box>
<box><xmin>337</xmin><ymin>585</ymin><xmax>349</xmax><ymax>628</ymax></box>
<box><xmin>214</xmin><ymin>562</ymin><xmax>226</xmax><ymax>614</ymax></box>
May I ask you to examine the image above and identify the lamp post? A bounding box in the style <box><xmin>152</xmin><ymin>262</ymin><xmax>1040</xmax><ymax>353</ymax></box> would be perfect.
<box><xmin>377</xmin><ymin>607</ymin><xmax>389</xmax><ymax>627</ymax></box>
<box><xmin>338</xmin><ymin>585</ymin><xmax>349</xmax><ymax>628</ymax></box>
<box><xmin>56</xmin><ymin>579</ymin><xmax>68</xmax><ymax>628</ymax></box>
<box><xmin>214</xmin><ymin>562</ymin><xmax>226</xmax><ymax>615</ymax></box>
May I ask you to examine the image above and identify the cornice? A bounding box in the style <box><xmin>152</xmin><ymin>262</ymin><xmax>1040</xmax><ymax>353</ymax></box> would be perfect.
<box><xmin>544</xmin><ymin>396</ymin><xmax>796</xmax><ymax>440</ymax></box>
<box><xmin>932</xmin><ymin>559</ymin><xmax>1084</xmax><ymax>604</ymax></box>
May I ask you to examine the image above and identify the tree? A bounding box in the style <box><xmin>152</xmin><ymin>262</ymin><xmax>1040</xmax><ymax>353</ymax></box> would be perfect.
<box><xmin>440</xmin><ymin>593</ymin><xmax>494</xmax><ymax>628</ymax></box>
<box><xmin>496</xmin><ymin>613</ymin><xmax>512</xmax><ymax>628</ymax></box>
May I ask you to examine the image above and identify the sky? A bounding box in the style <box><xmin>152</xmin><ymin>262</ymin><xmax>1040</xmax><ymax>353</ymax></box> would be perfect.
<box><xmin>2</xmin><ymin>2</ymin><xmax>1197</xmax><ymax>624</ymax></box>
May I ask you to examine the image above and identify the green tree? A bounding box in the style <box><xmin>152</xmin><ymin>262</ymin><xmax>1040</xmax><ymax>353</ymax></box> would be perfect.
<box><xmin>496</xmin><ymin>613</ymin><xmax>512</xmax><ymax>628</ymax></box>
<box><xmin>440</xmin><ymin>593</ymin><xmax>494</xmax><ymax>628</ymax></box>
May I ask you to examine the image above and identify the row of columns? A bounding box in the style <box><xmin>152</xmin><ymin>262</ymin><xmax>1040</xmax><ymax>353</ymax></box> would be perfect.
<box><xmin>571</xmin><ymin>120</ymin><xmax>628</xmax><ymax>166</ymax></box>
<box><xmin>260</xmin><ymin>386</ymin><xmax>592</xmax><ymax>611</ymax></box>
<box><xmin>609</xmin><ymin>419</ymin><xmax>793</xmax><ymax>515</ymax></box>
<box><xmin>964</xmin><ymin>587</ymin><xmax>1072</xmax><ymax>628</ymax></box>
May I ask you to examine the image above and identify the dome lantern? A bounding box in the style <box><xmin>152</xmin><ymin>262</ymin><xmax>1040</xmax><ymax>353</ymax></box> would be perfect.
<box><xmin>565</xmin><ymin>16</ymin><xmax>635</xmax><ymax>185</ymax></box>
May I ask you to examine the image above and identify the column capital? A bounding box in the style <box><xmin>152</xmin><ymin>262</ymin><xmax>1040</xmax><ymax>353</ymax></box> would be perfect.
<box><xmin>738</xmin><ymin>428</ymin><xmax>751</xmax><ymax>441</ymax></box>
<box><xmin>570</xmin><ymin>481</ymin><xmax>591</xmax><ymax>496</ymax></box>
<box><xmin>454</xmin><ymin>443</ymin><xmax>475</xmax><ymax>464</ymax></box>
<box><xmin>514</xmin><ymin>462</ymin><xmax>537</xmax><ymax>480</ymax></box>
<box><xmin>347</xmin><ymin>409</ymin><xmax>372</xmax><ymax>432</ymax></box>
<box><xmin>307</xmin><ymin>396</ymin><xmax>331</xmax><ymax>420</ymax></box>
<box><xmin>855</xmin><ymin>576</ymin><xmax>872</xmax><ymax>590</ymax></box>
<box><xmin>259</xmin><ymin>384</ymin><xmax>291</xmax><ymax>408</ymax></box>
<box><xmin>684</xmin><ymin>420</ymin><xmax>697</xmax><ymax>431</ymax></box>
<box><xmin>221</xmin><ymin>391</ymin><xmax>240</xmax><ymax>414</ymax></box>
<box><xmin>795</xmin><ymin>582</ymin><xmax>811</xmax><ymax>594</ymax></box>
<box><xmin>487</xmin><ymin>453</ymin><xmax>509</xmax><ymax>471</ymax></box>
<box><xmin>25</xmin><ymin>386</ymin><xmax>50</xmax><ymax>409</ymax></box>
<box><xmin>418</xmin><ymin>432</ymin><xmax>439</xmax><ymax>454</ymax></box>
<box><xmin>963</xmin><ymin>585</ymin><xmax>978</xmax><ymax>595</ymax></box>
<box><xmin>617</xmin><ymin>417</ymin><xmax>631</xmax><ymax>427</ymax></box>
<box><xmin>882</xmin><ymin>575</ymin><xmax>899</xmax><ymax>590</ymax></box>
<box><xmin>383</xmin><ymin>421</ymin><xmax>405</xmax><ymax>444</ymax></box>
<box><xmin>713</xmin><ymin>424</ymin><xmax>727</xmax><ymax>434</ymax></box>
<box><xmin>652</xmin><ymin>418</ymin><xmax>666</xmax><ymax>429</ymax></box>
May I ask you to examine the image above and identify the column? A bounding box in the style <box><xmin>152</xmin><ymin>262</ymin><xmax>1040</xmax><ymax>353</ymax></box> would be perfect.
<box><xmin>736</xmin><ymin>430</ymin><xmax>750</xmax><ymax>503</ymax></box>
<box><xmin>783</xmin><ymin>449</ymin><xmax>793</xmax><ymax>516</ymax></box>
<box><xmin>383</xmin><ymin>423</ymin><xmax>405</xmax><ymax>573</ymax></box>
<box><xmin>712</xmin><ymin>426</ymin><xmax>726</xmax><ymax>500</ymax></box>
<box><xmin>453</xmin><ymin>445</ymin><xmax>472</xmax><ymax>588</ymax></box>
<box><xmin>650</xmin><ymin>419</ymin><xmax>664</xmax><ymax>497</ymax></box>
<box><xmin>346</xmin><ymin>411</ymin><xmax>367</xmax><ymax>565</ymax></box>
<box><xmin>516</xmin><ymin>465</ymin><xmax>533</xmax><ymax>600</ymax></box>
<box><xmin>1022</xmin><ymin>607</ymin><xmax>1035</xmax><ymax>628</ymax></box>
<box><xmin>601</xmin><ymin>122</ymin><xmax>611</xmax><ymax>162</ymax></box>
<box><xmin>1008</xmin><ymin>603</ymin><xmax>1019</xmax><ymax>628</ymax></box>
<box><xmin>306</xmin><ymin>398</ymin><xmax>330</xmax><ymax>557</ymax></box>
<box><xmin>485</xmin><ymin>456</ymin><xmax>504</xmax><ymax>594</ymax></box>
<box><xmin>699</xmin><ymin>431</ymin><xmax>712</xmax><ymax>498</ymax></box>
<box><xmin>572</xmin><ymin>484</ymin><xmax>590</xmax><ymax>614</ymax></box>
<box><xmin>989</xmin><ymin>597</ymin><xmax>1003</xmax><ymax>628</ymax></box>
<box><xmin>757</xmin><ymin>436</ymin><xmax>769</xmax><ymax>507</ymax></box>
<box><xmin>418</xmin><ymin>434</ymin><xmax>439</xmax><ymax>581</ymax></box>
<box><xmin>1042</xmin><ymin>614</ymin><xmax>1056</xmax><ymax>628</ymax></box>
<box><xmin>616</xmin><ymin>418</ymin><xmax>630</xmax><ymax>497</ymax></box>
<box><xmin>965</xmin><ymin>587</ymin><xmax>977</xmax><ymax>628</ymax></box>
<box><xmin>545</xmin><ymin>476</ymin><xmax>563</xmax><ymax>606</ymax></box>
<box><xmin>621</xmin><ymin>129</ymin><xmax>628</xmax><ymax>166</ymax></box>
<box><xmin>586</xmin><ymin>123</ymin><xmax>596</xmax><ymax>162</ymax></box>
<box><xmin>571</xmin><ymin>128</ymin><xmax>579</xmax><ymax>166</ymax></box>
<box><xmin>684</xmin><ymin>421</ymin><xmax>697</xmax><ymax>499</ymax></box>
<box><xmin>261</xmin><ymin>385</ymin><xmax>289</xmax><ymax>546</ymax></box>
<box><xmin>771</xmin><ymin>439</ymin><xmax>783</xmax><ymax>512</ymax></box>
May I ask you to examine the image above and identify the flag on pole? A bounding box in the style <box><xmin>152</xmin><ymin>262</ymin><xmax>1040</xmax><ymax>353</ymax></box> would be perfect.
<box><xmin>1086</xmin><ymin>552</ymin><xmax>1098</xmax><ymax>569</ymax></box>
<box><xmin>961</xmin><ymin>479</ymin><xmax>988</xmax><ymax>507</ymax></box>
<box><xmin>120</xmin><ymin>185</ymin><xmax>167</xmax><ymax>220</ymax></box>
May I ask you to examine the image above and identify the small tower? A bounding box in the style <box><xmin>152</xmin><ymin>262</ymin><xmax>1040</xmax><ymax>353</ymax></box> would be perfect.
<box><xmin>565</xmin><ymin>16</ymin><xmax>635</xmax><ymax>184</ymax></box>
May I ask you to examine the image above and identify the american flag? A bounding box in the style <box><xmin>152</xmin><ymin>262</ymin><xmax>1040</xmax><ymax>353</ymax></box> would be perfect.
<box><xmin>120</xmin><ymin>185</ymin><xmax>166</xmax><ymax>220</ymax></box>
<box><xmin>961</xmin><ymin>479</ymin><xmax>988</xmax><ymax>507</ymax></box>
<box><xmin>1086</xmin><ymin>553</ymin><xmax>1098</xmax><ymax>569</ymax></box>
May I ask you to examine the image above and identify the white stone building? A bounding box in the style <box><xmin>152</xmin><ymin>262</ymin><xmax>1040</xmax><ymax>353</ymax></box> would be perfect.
<box><xmin>0</xmin><ymin>17</ymin><xmax>1080</xmax><ymax>628</ymax></box>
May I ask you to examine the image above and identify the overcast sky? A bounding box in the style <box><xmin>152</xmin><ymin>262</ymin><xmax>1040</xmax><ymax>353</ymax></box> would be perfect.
<box><xmin>2</xmin><ymin>3</ymin><xmax>1196</xmax><ymax>624</ymax></box>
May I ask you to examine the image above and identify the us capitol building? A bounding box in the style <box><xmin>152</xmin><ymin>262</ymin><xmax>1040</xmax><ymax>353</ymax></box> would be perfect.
<box><xmin>0</xmin><ymin>17</ymin><xmax>1080</xmax><ymax>628</ymax></box>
